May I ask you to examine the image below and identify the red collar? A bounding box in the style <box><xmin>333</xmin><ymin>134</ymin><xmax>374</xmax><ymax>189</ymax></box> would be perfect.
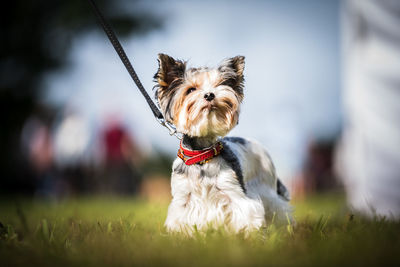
<box><xmin>177</xmin><ymin>141</ymin><xmax>223</xmax><ymax>165</ymax></box>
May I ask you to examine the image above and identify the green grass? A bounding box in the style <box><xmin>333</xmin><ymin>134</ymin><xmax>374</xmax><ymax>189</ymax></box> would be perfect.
<box><xmin>1</xmin><ymin>194</ymin><xmax>399</xmax><ymax>266</ymax></box>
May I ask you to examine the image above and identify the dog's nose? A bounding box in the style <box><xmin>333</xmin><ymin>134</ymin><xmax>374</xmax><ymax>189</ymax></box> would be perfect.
<box><xmin>204</xmin><ymin>92</ymin><xmax>215</xmax><ymax>101</ymax></box>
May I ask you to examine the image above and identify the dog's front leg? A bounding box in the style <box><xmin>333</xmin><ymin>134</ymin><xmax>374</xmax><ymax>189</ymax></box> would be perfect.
<box><xmin>164</xmin><ymin>173</ymin><xmax>192</xmax><ymax>233</ymax></box>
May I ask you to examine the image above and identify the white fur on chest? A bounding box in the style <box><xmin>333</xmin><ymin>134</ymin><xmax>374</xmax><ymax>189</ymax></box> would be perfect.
<box><xmin>165</xmin><ymin>156</ymin><xmax>266</xmax><ymax>234</ymax></box>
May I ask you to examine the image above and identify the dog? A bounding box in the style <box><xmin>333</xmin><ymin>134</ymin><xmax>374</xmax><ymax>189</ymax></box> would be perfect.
<box><xmin>154</xmin><ymin>54</ymin><xmax>292</xmax><ymax>234</ymax></box>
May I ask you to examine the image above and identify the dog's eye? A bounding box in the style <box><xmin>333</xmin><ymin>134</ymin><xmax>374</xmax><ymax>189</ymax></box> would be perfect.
<box><xmin>187</xmin><ymin>87</ymin><xmax>196</xmax><ymax>94</ymax></box>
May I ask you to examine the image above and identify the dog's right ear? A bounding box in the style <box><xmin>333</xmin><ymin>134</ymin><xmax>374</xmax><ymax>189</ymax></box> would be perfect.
<box><xmin>154</xmin><ymin>53</ymin><xmax>186</xmax><ymax>89</ymax></box>
<box><xmin>218</xmin><ymin>56</ymin><xmax>245</xmax><ymax>99</ymax></box>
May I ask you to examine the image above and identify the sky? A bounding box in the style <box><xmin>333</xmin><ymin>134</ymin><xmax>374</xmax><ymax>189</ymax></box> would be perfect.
<box><xmin>43</xmin><ymin>0</ymin><xmax>341</xmax><ymax>180</ymax></box>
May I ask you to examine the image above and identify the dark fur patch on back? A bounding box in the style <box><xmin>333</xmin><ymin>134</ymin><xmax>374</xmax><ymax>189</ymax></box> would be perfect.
<box><xmin>277</xmin><ymin>178</ymin><xmax>290</xmax><ymax>201</ymax></box>
<box><xmin>220</xmin><ymin>140</ymin><xmax>246</xmax><ymax>193</ymax></box>
<box><xmin>223</xmin><ymin>136</ymin><xmax>247</xmax><ymax>145</ymax></box>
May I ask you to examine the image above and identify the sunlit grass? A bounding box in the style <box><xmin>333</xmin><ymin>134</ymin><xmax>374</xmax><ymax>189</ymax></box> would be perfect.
<box><xmin>1</xmin><ymin>194</ymin><xmax>399</xmax><ymax>266</ymax></box>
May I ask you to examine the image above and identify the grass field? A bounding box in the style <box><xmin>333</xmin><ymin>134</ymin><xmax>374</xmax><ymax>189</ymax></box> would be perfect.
<box><xmin>1</xmin><ymin>194</ymin><xmax>399</xmax><ymax>266</ymax></box>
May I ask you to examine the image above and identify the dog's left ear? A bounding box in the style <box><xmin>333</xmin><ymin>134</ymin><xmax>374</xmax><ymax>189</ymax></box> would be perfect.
<box><xmin>218</xmin><ymin>56</ymin><xmax>245</xmax><ymax>96</ymax></box>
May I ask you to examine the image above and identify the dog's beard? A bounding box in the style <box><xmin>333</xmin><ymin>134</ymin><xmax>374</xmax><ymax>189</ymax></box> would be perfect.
<box><xmin>174</xmin><ymin>89</ymin><xmax>239</xmax><ymax>137</ymax></box>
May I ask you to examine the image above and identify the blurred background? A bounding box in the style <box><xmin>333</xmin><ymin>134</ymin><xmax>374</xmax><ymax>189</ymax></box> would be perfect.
<box><xmin>1</xmin><ymin>0</ymin><xmax>399</xmax><ymax>217</ymax></box>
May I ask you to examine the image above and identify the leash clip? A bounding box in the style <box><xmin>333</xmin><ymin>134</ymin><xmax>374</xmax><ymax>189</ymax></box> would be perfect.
<box><xmin>157</xmin><ymin>117</ymin><xmax>183</xmax><ymax>140</ymax></box>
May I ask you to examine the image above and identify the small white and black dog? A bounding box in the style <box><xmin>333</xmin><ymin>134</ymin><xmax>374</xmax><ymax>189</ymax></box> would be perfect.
<box><xmin>154</xmin><ymin>54</ymin><xmax>291</xmax><ymax>234</ymax></box>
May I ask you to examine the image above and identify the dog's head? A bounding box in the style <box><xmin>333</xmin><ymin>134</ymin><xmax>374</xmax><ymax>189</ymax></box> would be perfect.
<box><xmin>154</xmin><ymin>54</ymin><xmax>245</xmax><ymax>138</ymax></box>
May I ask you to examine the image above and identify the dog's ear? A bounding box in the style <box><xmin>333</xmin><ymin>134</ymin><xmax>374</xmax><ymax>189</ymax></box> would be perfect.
<box><xmin>154</xmin><ymin>54</ymin><xmax>186</xmax><ymax>123</ymax></box>
<box><xmin>218</xmin><ymin>56</ymin><xmax>245</xmax><ymax>96</ymax></box>
<box><xmin>154</xmin><ymin>53</ymin><xmax>186</xmax><ymax>89</ymax></box>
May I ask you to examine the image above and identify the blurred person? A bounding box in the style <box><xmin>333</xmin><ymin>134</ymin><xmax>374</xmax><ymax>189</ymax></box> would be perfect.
<box><xmin>21</xmin><ymin>117</ymin><xmax>53</xmax><ymax>174</ymax></box>
<box><xmin>53</xmin><ymin>112</ymin><xmax>92</xmax><ymax>194</ymax></box>
<box><xmin>337</xmin><ymin>0</ymin><xmax>400</xmax><ymax>218</ymax></box>
<box><xmin>296</xmin><ymin>140</ymin><xmax>339</xmax><ymax>199</ymax></box>
<box><xmin>21</xmin><ymin>115</ymin><xmax>58</xmax><ymax>197</ymax></box>
<box><xmin>98</xmin><ymin>116</ymin><xmax>142</xmax><ymax>195</ymax></box>
<box><xmin>53</xmin><ymin>113</ymin><xmax>91</xmax><ymax>167</ymax></box>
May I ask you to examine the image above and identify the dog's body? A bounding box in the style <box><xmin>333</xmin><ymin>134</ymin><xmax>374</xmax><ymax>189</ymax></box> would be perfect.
<box><xmin>165</xmin><ymin>136</ymin><xmax>291</xmax><ymax>233</ymax></box>
<box><xmin>154</xmin><ymin>54</ymin><xmax>291</xmax><ymax>234</ymax></box>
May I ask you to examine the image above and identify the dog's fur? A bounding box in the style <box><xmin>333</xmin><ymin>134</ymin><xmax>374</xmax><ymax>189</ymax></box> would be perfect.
<box><xmin>154</xmin><ymin>54</ymin><xmax>291</xmax><ymax>234</ymax></box>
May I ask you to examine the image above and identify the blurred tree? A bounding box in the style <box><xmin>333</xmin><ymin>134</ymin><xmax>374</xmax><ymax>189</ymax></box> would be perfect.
<box><xmin>0</xmin><ymin>0</ymin><xmax>162</xmax><ymax>194</ymax></box>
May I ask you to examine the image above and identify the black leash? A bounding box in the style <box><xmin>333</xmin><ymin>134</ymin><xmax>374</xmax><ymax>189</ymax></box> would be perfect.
<box><xmin>87</xmin><ymin>0</ymin><xmax>181</xmax><ymax>139</ymax></box>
